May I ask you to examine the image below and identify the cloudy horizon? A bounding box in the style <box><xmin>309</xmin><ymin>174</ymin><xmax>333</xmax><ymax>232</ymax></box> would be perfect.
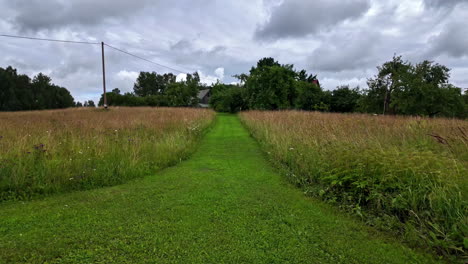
<box><xmin>1</xmin><ymin>0</ymin><xmax>467</xmax><ymax>103</ymax></box>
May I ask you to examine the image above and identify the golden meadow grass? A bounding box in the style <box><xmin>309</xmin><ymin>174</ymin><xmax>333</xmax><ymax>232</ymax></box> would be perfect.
<box><xmin>0</xmin><ymin>107</ymin><xmax>215</xmax><ymax>200</ymax></box>
<box><xmin>240</xmin><ymin>111</ymin><xmax>467</xmax><ymax>257</ymax></box>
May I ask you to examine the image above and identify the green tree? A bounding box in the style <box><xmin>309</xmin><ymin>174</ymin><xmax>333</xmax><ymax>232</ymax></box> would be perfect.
<box><xmin>165</xmin><ymin>78</ymin><xmax>199</xmax><ymax>107</ymax></box>
<box><xmin>133</xmin><ymin>72</ymin><xmax>176</xmax><ymax>97</ymax></box>
<box><xmin>244</xmin><ymin>58</ymin><xmax>297</xmax><ymax>110</ymax></box>
<box><xmin>209</xmin><ymin>82</ymin><xmax>247</xmax><ymax>113</ymax></box>
<box><xmin>294</xmin><ymin>81</ymin><xmax>323</xmax><ymax>111</ymax></box>
<box><xmin>330</xmin><ymin>86</ymin><xmax>361</xmax><ymax>113</ymax></box>
<box><xmin>362</xmin><ymin>56</ymin><xmax>466</xmax><ymax>118</ymax></box>
<box><xmin>0</xmin><ymin>67</ymin><xmax>74</xmax><ymax>111</ymax></box>
<box><xmin>84</xmin><ymin>100</ymin><xmax>95</xmax><ymax>107</ymax></box>
<box><xmin>364</xmin><ymin>55</ymin><xmax>412</xmax><ymax>115</ymax></box>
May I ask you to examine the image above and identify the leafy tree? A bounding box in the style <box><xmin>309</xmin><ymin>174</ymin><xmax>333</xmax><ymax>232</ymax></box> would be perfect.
<box><xmin>0</xmin><ymin>66</ymin><xmax>75</xmax><ymax>111</ymax></box>
<box><xmin>99</xmin><ymin>72</ymin><xmax>201</xmax><ymax>108</ymax></box>
<box><xmin>244</xmin><ymin>58</ymin><xmax>297</xmax><ymax>110</ymax></box>
<box><xmin>294</xmin><ymin>81</ymin><xmax>323</xmax><ymax>111</ymax></box>
<box><xmin>330</xmin><ymin>86</ymin><xmax>361</xmax><ymax>113</ymax></box>
<box><xmin>165</xmin><ymin>81</ymin><xmax>198</xmax><ymax>107</ymax></box>
<box><xmin>363</xmin><ymin>57</ymin><xmax>466</xmax><ymax>118</ymax></box>
<box><xmin>393</xmin><ymin>61</ymin><xmax>461</xmax><ymax>117</ymax></box>
<box><xmin>84</xmin><ymin>100</ymin><xmax>95</xmax><ymax>107</ymax></box>
<box><xmin>209</xmin><ymin>82</ymin><xmax>247</xmax><ymax>113</ymax></box>
<box><xmin>133</xmin><ymin>72</ymin><xmax>177</xmax><ymax>97</ymax></box>
<box><xmin>364</xmin><ymin>55</ymin><xmax>412</xmax><ymax>115</ymax></box>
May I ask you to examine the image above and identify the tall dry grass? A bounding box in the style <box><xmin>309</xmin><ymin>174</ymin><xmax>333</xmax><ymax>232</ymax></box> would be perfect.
<box><xmin>240</xmin><ymin>110</ymin><xmax>467</xmax><ymax>259</ymax></box>
<box><xmin>0</xmin><ymin>107</ymin><xmax>215</xmax><ymax>200</ymax></box>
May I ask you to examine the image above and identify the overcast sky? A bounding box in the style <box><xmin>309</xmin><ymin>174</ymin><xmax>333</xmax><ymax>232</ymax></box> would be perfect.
<box><xmin>1</xmin><ymin>0</ymin><xmax>467</xmax><ymax>103</ymax></box>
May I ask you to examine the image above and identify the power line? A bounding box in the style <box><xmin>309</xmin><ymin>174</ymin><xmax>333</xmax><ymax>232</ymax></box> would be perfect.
<box><xmin>104</xmin><ymin>43</ymin><xmax>191</xmax><ymax>74</ymax></box>
<box><xmin>0</xmin><ymin>34</ymin><xmax>100</xmax><ymax>45</ymax></box>
<box><xmin>1</xmin><ymin>34</ymin><xmax>193</xmax><ymax>76</ymax></box>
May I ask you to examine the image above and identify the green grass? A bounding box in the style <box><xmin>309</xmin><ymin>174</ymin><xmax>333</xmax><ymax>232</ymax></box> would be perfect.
<box><xmin>0</xmin><ymin>107</ymin><xmax>214</xmax><ymax>201</ymax></box>
<box><xmin>0</xmin><ymin>114</ymin><xmax>441</xmax><ymax>263</ymax></box>
<box><xmin>239</xmin><ymin>111</ymin><xmax>467</xmax><ymax>260</ymax></box>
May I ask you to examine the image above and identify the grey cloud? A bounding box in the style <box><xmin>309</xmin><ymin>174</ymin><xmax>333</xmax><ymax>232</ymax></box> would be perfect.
<box><xmin>427</xmin><ymin>22</ymin><xmax>468</xmax><ymax>58</ymax></box>
<box><xmin>9</xmin><ymin>0</ymin><xmax>153</xmax><ymax>31</ymax></box>
<box><xmin>169</xmin><ymin>39</ymin><xmax>251</xmax><ymax>78</ymax></box>
<box><xmin>308</xmin><ymin>31</ymin><xmax>381</xmax><ymax>72</ymax></box>
<box><xmin>255</xmin><ymin>0</ymin><xmax>370</xmax><ymax>40</ymax></box>
<box><xmin>423</xmin><ymin>0</ymin><xmax>468</xmax><ymax>8</ymax></box>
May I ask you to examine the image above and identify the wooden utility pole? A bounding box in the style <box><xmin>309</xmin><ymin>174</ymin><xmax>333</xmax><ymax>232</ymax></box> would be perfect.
<box><xmin>101</xmin><ymin>42</ymin><xmax>107</xmax><ymax>108</ymax></box>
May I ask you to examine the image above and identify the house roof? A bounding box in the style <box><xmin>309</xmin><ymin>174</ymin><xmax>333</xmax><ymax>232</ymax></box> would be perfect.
<box><xmin>198</xmin><ymin>89</ymin><xmax>210</xmax><ymax>100</ymax></box>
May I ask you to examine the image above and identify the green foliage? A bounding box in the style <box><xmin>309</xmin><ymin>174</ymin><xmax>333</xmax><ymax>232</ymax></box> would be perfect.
<box><xmin>363</xmin><ymin>56</ymin><xmax>466</xmax><ymax>118</ymax></box>
<box><xmin>99</xmin><ymin>72</ymin><xmax>202</xmax><ymax>107</ymax></box>
<box><xmin>133</xmin><ymin>72</ymin><xmax>176</xmax><ymax>97</ymax></box>
<box><xmin>0</xmin><ymin>66</ymin><xmax>75</xmax><ymax>111</ymax></box>
<box><xmin>329</xmin><ymin>86</ymin><xmax>362</xmax><ymax>112</ymax></box>
<box><xmin>83</xmin><ymin>100</ymin><xmax>95</xmax><ymax>107</ymax></box>
<box><xmin>244</xmin><ymin>58</ymin><xmax>299</xmax><ymax>110</ymax></box>
<box><xmin>294</xmin><ymin>81</ymin><xmax>323</xmax><ymax>110</ymax></box>
<box><xmin>220</xmin><ymin>56</ymin><xmax>467</xmax><ymax>118</ymax></box>
<box><xmin>209</xmin><ymin>82</ymin><xmax>247</xmax><ymax>113</ymax></box>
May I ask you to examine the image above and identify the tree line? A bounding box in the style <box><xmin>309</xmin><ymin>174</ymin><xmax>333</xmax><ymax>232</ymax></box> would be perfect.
<box><xmin>211</xmin><ymin>56</ymin><xmax>468</xmax><ymax>118</ymax></box>
<box><xmin>97</xmin><ymin>72</ymin><xmax>202</xmax><ymax>107</ymax></box>
<box><xmin>2</xmin><ymin>55</ymin><xmax>467</xmax><ymax>118</ymax></box>
<box><xmin>0</xmin><ymin>66</ymin><xmax>76</xmax><ymax>111</ymax></box>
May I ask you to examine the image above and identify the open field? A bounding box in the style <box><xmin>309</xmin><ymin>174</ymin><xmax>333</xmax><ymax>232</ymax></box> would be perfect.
<box><xmin>0</xmin><ymin>107</ymin><xmax>215</xmax><ymax>201</ymax></box>
<box><xmin>0</xmin><ymin>114</ymin><xmax>439</xmax><ymax>263</ymax></box>
<box><xmin>240</xmin><ymin>111</ymin><xmax>467</xmax><ymax>259</ymax></box>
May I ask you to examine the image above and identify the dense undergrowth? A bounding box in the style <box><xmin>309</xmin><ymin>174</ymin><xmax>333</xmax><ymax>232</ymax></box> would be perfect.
<box><xmin>240</xmin><ymin>111</ymin><xmax>467</xmax><ymax>260</ymax></box>
<box><xmin>0</xmin><ymin>107</ymin><xmax>214</xmax><ymax>201</ymax></box>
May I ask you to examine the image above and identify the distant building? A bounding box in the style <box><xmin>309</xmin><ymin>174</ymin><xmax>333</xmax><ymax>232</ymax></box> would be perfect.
<box><xmin>198</xmin><ymin>89</ymin><xmax>211</xmax><ymax>108</ymax></box>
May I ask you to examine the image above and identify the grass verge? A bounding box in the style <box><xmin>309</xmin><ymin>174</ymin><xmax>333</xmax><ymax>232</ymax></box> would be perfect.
<box><xmin>0</xmin><ymin>107</ymin><xmax>215</xmax><ymax>201</ymax></box>
<box><xmin>240</xmin><ymin>110</ymin><xmax>467</xmax><ymax>261</ymax></box>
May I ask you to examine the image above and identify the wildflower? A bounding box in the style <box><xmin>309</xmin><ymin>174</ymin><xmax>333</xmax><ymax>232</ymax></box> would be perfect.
<box><xmin>289</xmin><ymin>147</ymin><xmax>294</xmax><ymax>150</ymax></box>
<box><xmin>69</xmin><ymin>177</ymin><xmax>74</xmax><ymax>180</ymax></box>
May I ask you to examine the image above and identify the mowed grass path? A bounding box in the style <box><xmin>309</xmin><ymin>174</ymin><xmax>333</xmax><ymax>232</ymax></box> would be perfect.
<box><xmin>0</xmin><ymin>114</ymin><xmax>439</xmax><ymax>263</ymax></box>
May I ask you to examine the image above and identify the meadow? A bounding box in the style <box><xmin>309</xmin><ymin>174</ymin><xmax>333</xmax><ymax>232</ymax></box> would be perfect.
<box><xmin>0</xmin><ymin>107</ymin><xmax>215</xmax><ymax>201</ymax></box>
<box><xmin>240</xmin><ymin>111</ymin><xmax>467</xmax><ymax>258</ymax></box>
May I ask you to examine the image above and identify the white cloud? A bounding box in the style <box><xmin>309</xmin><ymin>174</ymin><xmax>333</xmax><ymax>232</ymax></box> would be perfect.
<box><xmin>115</xmin><ymin>70</ymin><xmax>139</xmax><ymax>92</ymax></box>
<box><xmin>214</xmin><ymin>67</ymin><xmax>225</xmax><ymax>80</ymax></box>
